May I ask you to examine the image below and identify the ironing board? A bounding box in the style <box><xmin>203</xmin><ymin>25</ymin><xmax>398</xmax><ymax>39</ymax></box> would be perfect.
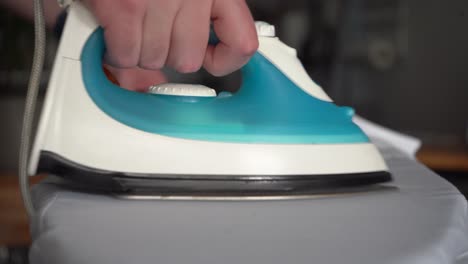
<box><xmin>29</xmin><ymin>140</ymin><xmax>468</xmax><ymax>264</ymax></box>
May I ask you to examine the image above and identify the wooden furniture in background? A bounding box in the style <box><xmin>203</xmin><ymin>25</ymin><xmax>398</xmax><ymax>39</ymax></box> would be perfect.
<box><xmin>0</xmin><ymin>174</ymin><xmax>45</xmax><ymax>246</ymax></box>
<box><xmin>417</xmin><ymin>146</ymin><xmax>468</xmax><ymax>172</ymax></box>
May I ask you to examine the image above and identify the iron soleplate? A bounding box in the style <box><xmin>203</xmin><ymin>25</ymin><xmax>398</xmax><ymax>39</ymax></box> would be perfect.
<box><xmin>37</xmin><ymin>151</ymin><xmax>393</xmax><ymax>198</ymax></box>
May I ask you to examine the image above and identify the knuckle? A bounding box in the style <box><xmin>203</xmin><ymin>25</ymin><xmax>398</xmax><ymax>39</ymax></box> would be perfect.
<box><xmin>238</xmin><ymin>37</ymin><xmax>259</xmax><ymax>57</ymax></box>
<box><xmin>204</xmin><ymin>64</ymin><xmax>226</xmax><ymax>77</ymax></box>
<box><xmin>171</xmin><ymin>56</ymin><xmax>203</xmax><ymax>73</ymax></box>
<box><xmin>109</xmin><ymin>54</ymin><xmax>138</xmax><ymax>68</ymax></box>
<box><xmin>139</xmin><ymin>58</ymin><xmax>165</xmax><ymax>70</ymax></box>
<box><xmin>138</xmin><ymin>42</ymin><xmax>169</xmax><ymax>70</ymax></box>
<box><xmin>210</xmin><ymin>70</ymin><xmax>224</xmax><ymax>77</ymax></box>
<box><xmin>139</xmin><ymin>48</ymin><xmax>168</xmax><ymax>70</ymax></box>
<box><xmin>175</xmin><ymin>60</ymin><xmax>202</xmax><ymax>74</ymax></box>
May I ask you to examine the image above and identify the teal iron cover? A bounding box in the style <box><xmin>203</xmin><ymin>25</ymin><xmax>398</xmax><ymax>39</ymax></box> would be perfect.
<box><xmin>81</xmin><ymin>28</ymin><xmax>369</xmax><ymax>144</ymax></box>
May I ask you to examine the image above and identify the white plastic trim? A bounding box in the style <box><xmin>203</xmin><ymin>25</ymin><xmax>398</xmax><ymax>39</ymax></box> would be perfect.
<box><xmin>29</xmin><ymin>2</ymin><xmax>374</xmax><ymax>177</ymax></box>
<box><xmin>148</xmin><ymin>84</ymin><xmax>217</xmax><ymax>97</ymax></box>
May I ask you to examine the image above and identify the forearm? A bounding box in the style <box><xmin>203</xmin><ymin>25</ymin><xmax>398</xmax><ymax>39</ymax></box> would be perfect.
<box><xmin>0</xmin><ymin>0</ymin><xmax>62</xmax><ymax>28</ymax></box>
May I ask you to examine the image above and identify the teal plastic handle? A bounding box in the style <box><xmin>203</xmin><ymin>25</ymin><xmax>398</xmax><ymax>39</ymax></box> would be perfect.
<box><xmin>81</xmin><ymin>28</ymin><xmax>368</xmax><ymax>144</ymax></box>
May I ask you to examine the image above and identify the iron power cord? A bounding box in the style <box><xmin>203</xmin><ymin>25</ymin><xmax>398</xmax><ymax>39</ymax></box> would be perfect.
<box><xmin>19</xmin><ymin>0</ymin><xmax>46</xmax><ymax>218</ymax></box>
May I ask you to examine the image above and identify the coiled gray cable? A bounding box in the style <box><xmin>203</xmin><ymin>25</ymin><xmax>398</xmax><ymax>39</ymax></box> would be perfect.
<box><xmin>19</xmin><ymin>0</ymin><xmax>46</xmax><ymax>218</ymax></box>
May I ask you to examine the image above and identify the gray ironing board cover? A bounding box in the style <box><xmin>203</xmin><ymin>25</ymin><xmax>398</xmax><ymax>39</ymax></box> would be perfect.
<box><xmin>29</xmin><ymin>141</ymin><xmax>468</xmax><ymax>264</ymax></box>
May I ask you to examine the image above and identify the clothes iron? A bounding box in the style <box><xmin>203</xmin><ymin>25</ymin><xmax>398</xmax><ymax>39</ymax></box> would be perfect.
<box><xmin>27</xmin><ymin>2</ymin><xmax>391</xmax><ymax>197</ymax></box>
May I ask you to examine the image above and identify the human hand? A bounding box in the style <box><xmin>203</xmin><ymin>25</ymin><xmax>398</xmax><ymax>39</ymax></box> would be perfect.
<box><xmin>84</xmin><ymin>0</ymin><xmax>258</xmax><ymax>90</ymax></box>
<box><xmin>103</xmin><ymin>65</ymin><xmax>168</xmax><ymax>92</ymax></box>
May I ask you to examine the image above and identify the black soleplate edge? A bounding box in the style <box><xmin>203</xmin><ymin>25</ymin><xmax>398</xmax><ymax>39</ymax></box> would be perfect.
<box><xmin>37</xmin><ymin>151</ymin><xmax>392</xmax><ymax>195</ymax></box>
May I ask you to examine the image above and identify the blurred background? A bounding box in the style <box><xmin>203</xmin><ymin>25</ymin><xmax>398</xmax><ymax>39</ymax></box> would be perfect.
<box><xmin>0</xmin><ymin>0</ymin><xmax>467</xmax><ymax>263</ymax></box>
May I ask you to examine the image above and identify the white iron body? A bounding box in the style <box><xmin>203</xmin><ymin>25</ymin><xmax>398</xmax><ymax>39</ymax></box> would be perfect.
<box><xmin>29</xmin><ymin>2</ymin><xmax>388</xmax><ymax>189</ymax></box>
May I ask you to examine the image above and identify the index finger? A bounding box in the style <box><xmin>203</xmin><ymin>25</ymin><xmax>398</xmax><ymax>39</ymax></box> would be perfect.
<box><xmin>203</xmin><ymin>0</ymin><xmax>258</xmax><ymax>76</ymax></box>
<box><xmin>84</xmin><ymin>0</ymin><xmax>145</xmax><ymax>68</ymax></box>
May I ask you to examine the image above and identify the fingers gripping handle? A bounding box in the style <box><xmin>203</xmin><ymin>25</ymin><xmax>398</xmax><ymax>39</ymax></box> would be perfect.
<box><xmin>62</xmin><ymin>1</ymin><xmax>330</xmax><ymax>101</ymax></box>
<box><xmin>64</xmin><ymin>1</ymin><xmax>330</xmax><ymax>102</ymax></box>
<box><xmin>209</xmin><ymin>21</ymin><xmax>275</xmax><ymax>45</ymax></box>
<box><xmin>155</xmin><ymin>23</ymin><xmax>277</xmax><ymax>96</ymax></box>
<box><xmin>208</xmin><ymin>22</ymin><xmax>331</xmax><ymax>102</ymax></box>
